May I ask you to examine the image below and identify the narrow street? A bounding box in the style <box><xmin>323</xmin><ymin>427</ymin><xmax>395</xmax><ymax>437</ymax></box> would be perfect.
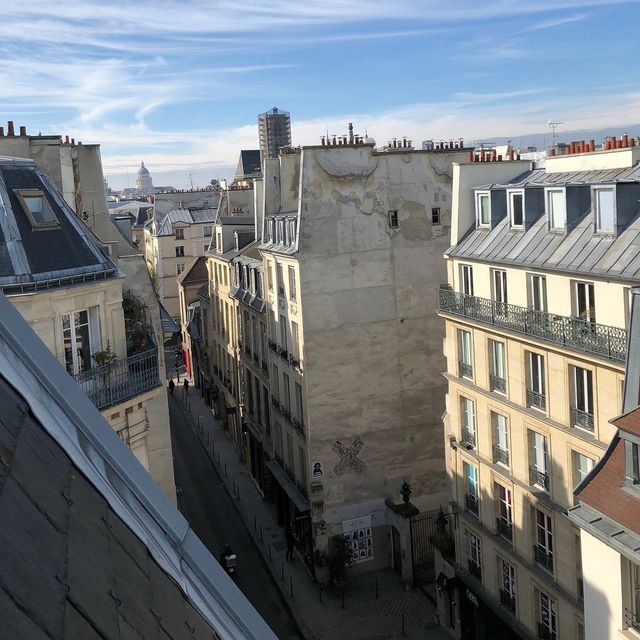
<box><xmin>168</xmin><ymin>394</ymin><xmax>303</xmax><ymax>640</ymax></box>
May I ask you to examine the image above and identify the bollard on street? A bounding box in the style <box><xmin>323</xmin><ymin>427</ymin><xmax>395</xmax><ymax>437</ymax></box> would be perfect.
<box><xmin>290</xmin><ymin>577</ymin><xmax>293</xmax><ymax>598</ymax></box>
<box><xmin>281</xmin><ymin>562</ymin><xmax>284</xmax><ymax>582</ymax></box>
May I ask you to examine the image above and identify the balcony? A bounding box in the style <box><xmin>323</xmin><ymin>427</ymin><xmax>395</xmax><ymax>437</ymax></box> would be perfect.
<box><xmin>439</xmin><ymin>286</ymin><xmax>627</xmax><ymax>362</ymax></box>
<box><xmin>280</xmin><ymin>406</ymin><xmax>292</xmax><ymax>423</ymax></box>
<box><xmin>292</xmin><ymin>417</ymin><xmax>306</xmax><ymax>438</ymax></box>
<box><xmin>496</xmin><ymin>517</ymin><xmax>513</xmax><ymax>542</ymax></box>
<box><xmin>461</xmin><ymin>427</ymin><xmax>476</xmax><ymax>449</ymax></box>
<box><xmin>271</xmin><ymin>395</ymin><xmax>281</xmax><ymax>411</ymax></box>
<box><xmin>489</xmin><ymin>374</ymin><xmax>506</xmax><ymax>393</ymax></box>
<box><xmin>458</xmin><ymin>360</ymin><xmax>473</xmax><ymax>378</ymax></box>
<box><xmin>289</xmin><ymin>353</ymin><xmax>301</xmax><ymax>370</ymax></box>
<box><xmin>72</xmin><ymin>348</ymin><xmax>160</xmax><ymax>411</ymax></box>
<box><xmin>468</xmin><ymin>559</ymin><xmax>482</xmax><ymax>581</ymax></box>
<box><xmin>268</xmin><ymin>338</ymin><xmax>278</xmax><ymax>353</ymax></box>
<box><xmin>624</xmin><ymin>608</ymin><xmax>640</xmax><ymax>632</ymax></box>
<box><xmin>529</xmin><ymin>466</ymin><xmax>550</xmax><ymax>491</ymax></box>
<box><xmin>277</xmin><ymin>346</ymin><xmax>289</xmax><ymax>362</ymax></box>
<box><xmin>537</xmin><ymin>623</ymin><xmax>556</xmax><ymax>640</ymax></box>
<box><xmin>570</xmin><ymin>406</ymin><xmax>594</xmax><ymax>432</ymax></box>
<box><xmin>534</xmin><ymin>545</ymin><xmax>554</xmax><ymax>573</ymax></box>
<box><xmin>527</xmin><ymin>388</ymin><xmax>546</xmax><ymax>411</ymax></box>
<box><xmin>464</xmin><ymin>493</ymin><xmax>479</xmax><ymax>515</ymax></box>
<box><xmin>261</xmin><ymin>360</ymin><xmax>269</xmax><ymax>374</ymax></box>
<box><xmin>499</xmin><ymin>589</ymin><xmax>516</xmax><ymax>613</ymax></box>
<box><xmin>493</xmin><ymin>444</ymin><xmax>509</xmax><ymax>466</ymax></box>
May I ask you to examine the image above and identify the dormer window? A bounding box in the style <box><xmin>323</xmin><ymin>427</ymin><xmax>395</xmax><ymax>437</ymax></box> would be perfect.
<box><xmin>234</xmin><ymin>233</ymin><xmax>239</xmax><ymax>251</ymax></box>
<box><xmin>175</xmin><ymin>228</ymin><xmax>184</xmax><ymax>240</ymax></box>
<box><xmin>508</xmin><ymin>190</ymin><xmax>524</xmax><ymax>228</ymax></box>
<box><xmin>476</xmin><ymin>191</ymin><xmax>490</xmax><ymax>227</ymax></box>
<box><xmin>216</xmin><ymin>230</ymin><xmax>222</xmax><ymax>253</ymax></box>
<box><xmin>546</xmin><ymin>188</ymin><xmax>566</xmax><ymax>230</ymax></box>
<box><xmin>625</xmin><ymin>440</ymin><xmax>640</xmax><ymax>485</ymax></box>
<box><xmin>593</xmin><ymin>186</ymin><xmax>615</xmax><ymax>233</ymax></box>
<box><xmin>16</xmin><ymin>189</ymin><xmax>59</xmax><ymax>228</ymax></box>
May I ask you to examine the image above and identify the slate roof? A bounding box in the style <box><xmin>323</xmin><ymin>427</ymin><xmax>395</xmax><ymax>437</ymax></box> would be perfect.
<box><xmin>177</xmin><ymin>255</ymin><xmax>209</xmax><ymax>286</ymax></box>
<box><xmin>153</xmin><ymin>208</ymin><xmax>217</xmax><ymax>236</ymax></box>
<box><xmin>0</xmin><ymin>157</ymin><xmax>118</xmax><ymax>291</ymax></box>
<box><xmin>448</xmin><ymin>167</ymin><xmax>640</xmax><ymax>281</ymax></box>
<box><xmin>0</xmin><ymin>292</ymin><xmax>277</xmax><ymax>640</ymax></box>
<box><xmin>109</xmin><ymin>201</ymin><xmax>153</xmax><ymax>228</ymax></box>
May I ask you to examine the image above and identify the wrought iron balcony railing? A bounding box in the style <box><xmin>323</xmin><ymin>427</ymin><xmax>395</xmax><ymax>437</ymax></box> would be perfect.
<box><xmin>493</xmin><ymin>444</ymin><xmax>510</xmax><ymax>466</ymax></box>
<box><xmin>461</xmin><ymin>427</ymin><xmax>476</xmax><ymax>449</ymax></box>
<box><xmin>570</xmin><ymin>406</ymin><xmax>594</xmax><ymax>431</ymax></box>
<box><xmin>439</xmin><ymin>286</ymin><xmax>627</xmax><ymax>362</ymax></box>
<box><xmin>527</xmin><ymin>388</ymin><xmax>546</xmax><ymax>411</ymax></box>
<box><xmin>280</xmin><ymin>406</ymin><xmax>292</xmax><ymax>423</ymax></box>
<box><xmin>274</xmin><ymin>451</ymin><xmax>284</xmax><ymax>468</ymax></box>
<box><xmin>537</xmin><ymin>623</ymin><xmax>556</xmax><ymax>640</ymax></box>
<box><xmin>292</xmin><ymin>417</ymin><xmax>306</xmax><ymax>438</ymax></box>
<box><xmin>458</xmin><ymin>360</ymin><xmax>473</xmax><ymax>378</ymax></box>
<box><xmin>278</xmin><ymin>346</ymin><xmax>289</xmax><ymax>361</ymax></box>
<box><xmin>271</xmin><ymin>395</ymin><xmax>281</xmax><ymax>411</ymax></box>
<box><xmin>534</xmin><ymin>545</ymin><xmax>554</xmax><ymax>573</ymax></box>
<box><xmin>624</xmin><ymin>608</ymin><xmax>640</xmax><ymax>632</ymax></box>
<box><xmin>72</xmin><ymin>348</ymin><xmax>160</xmax><ymax>411</ymax></box>
<box><xmin>465</xmin><ymin>493</ymin><xmax>479</xmax><ymax>515</ymax></box>
<box><xmin>468</xmin><ymin>559</ymin><xmax>482</xmax><ymax>581</ymax></box>
<box><xmin>496</xmin><ymin>517</ymin><xmax>513</xmax><ymax>542</ymax></box>
<box><xmin>499</xmin><ymin>589</ymin><xmax>516</xmax><ymax>612</ymax></box>
<box><xmin>490</xmin><ymin>374</ymin><xmax>506</xmax><ymax>393</ymax></box>
<box><xmin>529</xmin><ymin>466</ymin><xmax>550</xmax><ymax>491</ymax></box>
<box><xmin>268</xmin><ymin>338</ymin><xmax>278</xmax><ymax>353</ymax></box>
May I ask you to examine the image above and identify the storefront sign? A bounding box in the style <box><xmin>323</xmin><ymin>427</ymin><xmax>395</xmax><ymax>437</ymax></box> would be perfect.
<box><xmin>343</xmin><ymin>515</ymin><xmax>373</xmax><ymax>563</ymax></box>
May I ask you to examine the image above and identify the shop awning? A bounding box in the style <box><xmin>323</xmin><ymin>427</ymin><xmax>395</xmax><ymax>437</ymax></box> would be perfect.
<box><xmin>264</xmin><ymin>461</ymin><xmax>309</xmax><ymax>513</ymax></box>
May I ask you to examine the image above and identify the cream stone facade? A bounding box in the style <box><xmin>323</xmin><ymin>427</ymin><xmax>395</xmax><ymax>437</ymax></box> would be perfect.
<box><xmin>437</xmin><ymin>139</ymin><xmax>640</xmax><ymax>640</ymax></box>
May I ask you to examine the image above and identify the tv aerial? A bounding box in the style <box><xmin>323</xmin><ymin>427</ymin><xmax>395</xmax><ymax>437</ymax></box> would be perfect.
<box><xmin>548</xmin><ymin>119</ymin><xmax>564</xmax><ymax>142</ymax></box>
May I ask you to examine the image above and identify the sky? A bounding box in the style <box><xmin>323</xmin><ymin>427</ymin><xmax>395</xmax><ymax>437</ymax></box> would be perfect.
<box><xmin>2</xmin><ymin>1</ymin><xmax>640</xmax><ymax>190</ymax></box>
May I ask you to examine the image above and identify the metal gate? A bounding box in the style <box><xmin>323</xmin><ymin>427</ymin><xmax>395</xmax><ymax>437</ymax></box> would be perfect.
<box><xmin>410</xmin><ymin>511</ymin><xmax>438</xmax><ymax>586</ymax></box>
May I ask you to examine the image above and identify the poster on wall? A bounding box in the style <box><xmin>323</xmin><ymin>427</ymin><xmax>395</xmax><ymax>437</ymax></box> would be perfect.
<box><xmin>342</xmin><ymin>515</ymin><xmax>373</xmax><ymax>563</ymax></box>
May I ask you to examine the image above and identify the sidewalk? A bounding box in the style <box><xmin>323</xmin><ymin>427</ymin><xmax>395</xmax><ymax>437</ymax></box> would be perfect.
<box><xmin>175</xmin><ymin>378</ymin><xmax>448</xmax><ymax>640</ymax></box>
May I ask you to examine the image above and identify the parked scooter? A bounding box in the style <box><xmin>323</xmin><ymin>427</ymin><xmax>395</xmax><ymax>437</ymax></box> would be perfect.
<box><xmin>220</xmin><ymin>544</ymin><xmax>237</xmax><ymax>576</ymax></box>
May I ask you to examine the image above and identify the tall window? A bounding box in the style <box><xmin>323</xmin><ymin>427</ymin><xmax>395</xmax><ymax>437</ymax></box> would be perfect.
<box><xmin>267</xmin><ymin>260</ymin><xmax>273</xmax><ymax>290</ymax></box>
<box><xmin>496</xmin><ymin>484</ymin><xmax>513</xmax><ymax>542</ymax></box>
<box><xmin>176</xmin><ymin>263</ymin><xmax>185</xmax><ymax>275</ymax></box>
<box><xmin>492</xmin><ymin>412</ymin><xmax>509</xmax><ymax>466</ymax></box>
<box><xmin>571</xmin><ymin>366</ymin><xmax>594</xmax><ymax>431</ymax></box>
<box><xmin>175</xmin><ymin>245</ymin><xmax>185</xmax><ymax>257</ymax></box>
<box><xmin>282</xmin><ymin>373</ymin><xmax>291</xmax><ymax>410</ymax></box>
<box><xmin>460</xmin><ymin>264</ymin><xmax>474</xmax><ymax>296</ymax></box>
<box><xmin>547</xmin><ymin>188</ymin><xmax>566</xmax><ymax>230</ymax></box>
<box><xmin>625</xmin><ymin>440</ymin><xmax>640</xmax><ymax>485</ymax></box>
<box><xmin>203</xmin><ymin>225</ymin><xmax>212</xmax><ymax>237</ymax></box>
<box><xmin>489</xmin><ymin>339</ymin><xmax>506</xmax><ymax>392</ymax></box>
<box><xmin>594</xmin><ymin>187</ymin><xmax>615</xmax><ymax>232</ymax></box>
<box><xmin>468</xmin><ymin>531</ymin><xmax>482</xmax><ymax>580</ymax></box>
<box><xmin>625</xmin><ymin>559</ymin><xmax>640</xmax><ymax>632</ymax></box>
<box><xmin>526</xmin><ymin>351</ymin><xmax>546</xmax><ymax>411</ymax></box>
<box><xmin>476</xmin><ymin>192</ymin><xmax>490</xmax><ymax>226</ymax></box>
<box><xmin>492</xmin><ymin>269</ymin><xmax>508</xmax><ymax>315</ymax></box>
<box><xmin>509</xmin><ymin>190</ymin><xmax>524</xmax><ymax>227</ymax></box>
<box><xmin>536</xmin><ymin>589</ymin><xmax>557</xmax><ymax>639</ymax></box>
<box><xmin>279</xmin><ymin>315</ymin><xmax>288</xmax><ymax>351</ymax></box>
<box><xmin>574</xmin><ymin>281</ymin><xmax>596</xmax><ymax>323</ymax></box>
<box><xmin>500</xmin><ymin>559</ymin><xmax>517</xmax><ymax>612</ymax></box>
<box><xmin>464</xmin><ymin>463</ymin><xmax>479</xmax><ymax>515</ymax></box>
<box><xmin>272</xmin><ymin>364</ymin><xmax>279</xmax><ymax>399</ymax></box>
<box><xmin>534</xmin><ymin>508</ymin><xmax>554</xmax><ymax>573</ymax></box>
<box><xmin>254</xmin><ymin>375</ymin><xmax>261</xmax><ymax>423</ymax></box>
<box><xmin>62</xmin><ymin>308</ymin><xmax>101</xmax><ymax>375</ymax></box>
<box><xmin>460</xmin><ymin>397</ymin><xmax>476</xmax><ymax>448</ymax></box>
<box><xmin>175</xmin><ymin>228</ymin><xmax>184</xmax><ymax>240</ymax></box>
<box><xmin>291</xmin><ymin>321</ymin><xmax>299</xmax><ymax>361</ymax></box>
<box><xmin>245</xmin><ymin>366</ymin><xmax>254</xmax><ymax>416</ymax></box>
<box><xmin>529</xmin><ymin>430</ymin><xmax>549</xmax><ymax>490</ymax></box>
<box><xmin>388</xmin><ymin>210</ymin><xmax>399</xmax><ymax>228</ymax></box>
<box><xmin>288</xmin><ymin>266</ymin><xmax>297</xmax><ymax>301</ymax></box>
<box><xmin>572</xmin><ymin>451</ymin><xmax>595</xmax><ymax>489</ymax></box>
<box><xmin>277</xmin><ymin>264</ymin><xmax>285</xmax><ymax>295</ymax></box>
<box><xmin>458</xmin><ymin>329</ymin><xmax>473</xmax><ymax>378</ymax></box>
<box><xmin>528</xmin><ymin>274</ymin><xmax>547</xmax><ymax>312</ymax></box>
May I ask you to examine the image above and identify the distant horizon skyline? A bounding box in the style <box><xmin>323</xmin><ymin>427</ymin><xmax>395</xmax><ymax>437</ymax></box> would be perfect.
<box><xmin>2</xmin><ymin>1</ymin><xmax>640</xmax><ymax>190</ymax></box>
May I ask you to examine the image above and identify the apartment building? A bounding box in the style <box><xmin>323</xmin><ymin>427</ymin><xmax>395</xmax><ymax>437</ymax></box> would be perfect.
<box><xmin>0</xmin><ymin>156</ymin><xmax>176</xmax><ymax>501</ymax></box>
<box><xmin>143</xmin><ymin>207</ymin><xmax>216</xmax><ymax>319</ymax></box>
<box><xmin>252</xmin><ymin>134</ymin><xmax>469</xmax><ymax>577</ymax></box>
<box><xmin>436</xmin><ymin>137</ymin><xmax>640</xmax><ymax>639</ymax></box>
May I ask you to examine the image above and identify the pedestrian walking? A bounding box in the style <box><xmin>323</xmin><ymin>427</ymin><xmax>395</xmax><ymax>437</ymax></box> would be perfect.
<box><xmin>183</xmin><ymin>378</ymin><xmax>189</xmax><ymax>398</ymax></box>
<box><xmin>285</xmin><ymin>524</ymin><xmax>295</xmax><ymax>561</ymax></box>
<box><xmin>168</xmin><ymin>379</ymin><xmax>175</xmax><ymax>396</ymax></box>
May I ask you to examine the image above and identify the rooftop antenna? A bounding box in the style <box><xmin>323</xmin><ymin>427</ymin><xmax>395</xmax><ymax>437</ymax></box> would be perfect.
<box><xmin>548</xmin><ymin>119</ymin><xmax>564</xmax><ymax>142</ymax></box>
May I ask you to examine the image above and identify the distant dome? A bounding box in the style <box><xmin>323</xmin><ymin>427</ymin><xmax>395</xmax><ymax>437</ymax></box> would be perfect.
<box><xmin>135</xmin><ymin>161</ymin><xmax>153</xmax><ymax>190</ymax></box>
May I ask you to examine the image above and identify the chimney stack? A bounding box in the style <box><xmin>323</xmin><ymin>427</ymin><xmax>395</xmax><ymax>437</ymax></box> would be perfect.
<box><xmin>7</xmin><ymin>121</ymin><xmax>14</xmax><ymax>136</ymax></box>
<box><xmin>348</xmin><ymin>122</ymin><xmax>354</xmax><ymax>145</ymax></box>
<box><xmin>19</xmin><ymin>125</ymin><xmax>26</xmax><ymax>136</ymax></box>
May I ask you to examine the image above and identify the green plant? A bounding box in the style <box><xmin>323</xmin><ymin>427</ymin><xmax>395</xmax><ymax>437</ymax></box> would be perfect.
<box><xmin>92</xmin><ymin>345</ymin><xmax>117</xmax><ymax>367</ymax></box>
<box><xmin>328</xmin><ymin>535</ymin><xmax>353</xmax><ymax>587</ymax></box>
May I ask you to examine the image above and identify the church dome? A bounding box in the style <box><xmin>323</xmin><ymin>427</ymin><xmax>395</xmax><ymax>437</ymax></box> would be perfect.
<box><xmin>138</xmin><ymin>161</ymin><xmax>150</xmax><ymax>176</ymax></box>
<box><xmin>135</xmin><ymin>161</ymin><xmax>153</xmax><ymax>191</ymax></box>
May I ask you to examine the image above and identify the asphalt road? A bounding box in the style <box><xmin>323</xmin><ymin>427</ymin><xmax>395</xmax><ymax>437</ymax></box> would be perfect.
<box><xmin>168</xmin><ymin>395</ymin><xmax>303</xmax><ymax>640</ymax></box>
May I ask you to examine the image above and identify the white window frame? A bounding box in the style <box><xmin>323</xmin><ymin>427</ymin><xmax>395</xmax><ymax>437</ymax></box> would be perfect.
<box><xmin>573</xmin><ymin>281</ymin><xmax>596</xmax><ymax>323</ymax></box>
<box><xmin>476</xmin><ymin>191</ymin><xmax>491</xmax><ymax>227</ymax></box>
<box><xmin>528</xmin><ymin>351</ymin><xmax>545</xmax><ymax>397</ymax></box>
<box><xmin>536</xmin><ymin>588</ymin><xmax>557</xmax><ymax>637</ymax></box>
<box><xmin>175</xmin><ymin>227</ymin><xmax>184</xmax><ymax>240</ymax></box>
<box><xmin>489</xmin><ymin>339</ymin><xmax>506</xmax><ymax>386</ymax></box>
<box><xmin>572</xmin><ymin>450</ymin><xmax>595</xmax><ymax>489</ymax></box>
<box><xmin>508</xmin><ymin>189</ymin><xmax>525</xmax><ymax>228</ymax></box>
<box><xmin>492</xmin><ymin>412</ymin><xmax>509</xmax><ymax>463</ymax></box>
<box><xmin>592</xmin><ymin>185</ymin><xmax>616</xmax><ymax>233</ymax></box>
<box><xmin>203</xmin><ymin>225</ymin><xmax>212</xmax><ymax>238</ymax></box>
<box><xmin>461</xmin><ymin>396</ymin><xmax>476</xmax><ymax>446</ymax></box>
<box><xmin>528</xmin><ymin>273</ymin><xmax>547</xmax><ymax>312</ymax></box>
<box><xmin>530</xmin><ymin>430</ymin><xmax>549</xmax><ymax>475</ymax></box>
<box><xmin>458</xmin><ymin>329</ymin><xmax>473</xmax><ymax>371</ymax></box>
<box><xmin>288</xmin><ymin>266</ymin><xmax>297</xmax><ymax>301</ymax></box>
<box><xmin>571</xmin><ymin>365</ymin><xmax>594</xmax><ymax>417</ymax></box>
<box><xmin>468</xmin><ymin>530</ymin><xmax>482</xmax><ymax>574</ymax></box>
<box><xmin>460</xmin><ymin>264</ymin><xmax>474</xmax><ymax>296</ymax></box>
<box><xmin>500</xmin><ymin>558</ymin><xmax>517</xmax><ymax>605</ymax></box>
<box><xmin>62</xmin><ymin>307</ymin><xmax>102</xmax><ymax>375</ymax></box>
<box><xmin>535</xmin><ymin>508</ymin><xmax>554</xmax><ymax>562</ymax></box>
<box><xmin>546</xmin><ymin>187</ymin><xmax>567</xmax><ymax>231</ymax></box>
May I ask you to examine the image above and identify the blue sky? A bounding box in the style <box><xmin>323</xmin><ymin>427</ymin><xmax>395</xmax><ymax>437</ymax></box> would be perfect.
<box><xmin>1</xmin><ymin>0</ymin><xmax>640</xmax><ymax>189</ymax></box>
